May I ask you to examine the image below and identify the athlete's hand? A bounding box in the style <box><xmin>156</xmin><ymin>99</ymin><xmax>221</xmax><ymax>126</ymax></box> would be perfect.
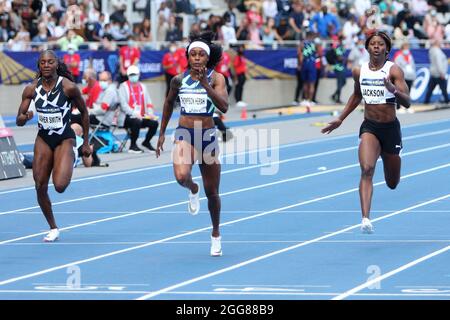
<box><xmin>16</xmin><ymin>111</ymin><xmax>34</xmax><ymax>126</ymax></box>
<box><xmin>321</xmin><ymin>119</ymin><xmax>343</xmax><ymax>135</ymax></box>
<box><xmin>384</xmin><ymin>77</ymin><xmax>396</xmax><ymax>94</ymax></box>
<box><xmin>156</xmin><ymin>135</ymin><xmax>165</xmax><ymax>158</ymax></box>
<box><xmin>26</xmin><ymin>111</ymin><xmax>34</xmax><ymax>120</ymax></box>
<box><xmin>193</xmin><ymin>67</ymin><xmax>209</xmax><ymax>87</ymax></box>
<box><xmin>82</xmin><ymin>142</ymin><xmax>91</xmax><ymax>158</ymax></box>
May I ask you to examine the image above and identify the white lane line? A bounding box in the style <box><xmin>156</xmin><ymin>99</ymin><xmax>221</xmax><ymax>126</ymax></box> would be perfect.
<box><xmin>0</xmin><ymin>164</ymin><xmax>447</xmax><ymax>289</ymax></box>
<box><xmin>1</xmin><ymin>290</ymin><xmax>450</xmax><ymax>297</ymax></box>
<box><xmin>136</xmin><ymin>193</ymin><xmax>450</xmax><ymax>300</ymax></box>
<box><xmin>0</xmin><ymin>144</ymin><xmax>449</xmax><ymax>245</ymax></box>
<box><xmin>3</xmin><ymin>239</ymin><xmax>450</xmax><ymax>246</ymax></box>
<box><xmin>332</xmin><ymin>245</ymin><xmax>450</xmax><ymax>300</ymax></box>
<box><xmin>3</xmin><ymin>121</ymin><xmax>450</xmax><ymax>196</ymax></box>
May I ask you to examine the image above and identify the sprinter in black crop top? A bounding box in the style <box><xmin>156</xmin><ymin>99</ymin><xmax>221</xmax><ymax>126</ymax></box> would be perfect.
<box><xmin>16</xmin><ymin>50</ymin><xmax>91</xmax><ymax>242</ymax></box>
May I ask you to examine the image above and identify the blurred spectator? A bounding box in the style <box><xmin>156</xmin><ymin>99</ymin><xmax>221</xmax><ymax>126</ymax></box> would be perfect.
<box><xmin>224</xmin><ymin>0</ymin><xmax>238</xmax><ymax>29</ymax></box>
<box><xmin>9</xmin><ymin>21</ymin><xmax>30</xmax><ymax>51</ymax></box>
<box><xmin>31</xmin><ymin>21</ymin><xmax>48</xmax><ymax>43</ymax></box>
<box><xmin>410</xmin><ymin>0</ymin><xmax>429</xmax><ymax>19</ymax></box>
<box><xmin>262</xmin><ymin>0</ymin><xmax>278</xmax><ymax>21</ymax></box>
<box><xmin>71</xmin><ymin>123</ymin><xmax>103</xmax><ymax>168</ymax></box>
<box><xmin>138</xmin><ymin>17</ymin><xmax>152</xmax><ymax>42</ymax></box>
<box><xmin>165</xmin><ymin>15</ymin><xmax>183</xmax><ymax>42</ymax></box>
<box><xmin>329</xmin><ymin>36</ymin><xmax>346</xmax><ymax>104</ymax></box>
<box><xmin>118</xmin><ymin>35</ymin><xmax>141</xmax><ymax>83</ymax></box>
<box><xmin>162</xmin><ymin>42</ymin><xmax>184</xmax><ymax>96</ymax></box>
<box><xmin>158</xmin><ymin>1</ymin><xmax>172</xmax><ymax>22</ymax></box>
<box><xmin>310</xmin><ymin>5</ymin><xmax>340</xmax><ymax>38</ymax></box>
<box><xmin>57</xmin><ymin>29</ymin><xmax>84</xmax><ymax>51</ymax></box>
<box><xmin>261</xmin><ymin>17</ymin><xmax>283</xmax><ymax>47</ymax></box>
<box><xmin>221</xmin><ymin>12</ymin><xmax>237</xmax><ymax>44</ymax></box>
<box><xmin>342</xmin><ymin>15</ymin><xmax>360</xmax><ymax>49</ymax></box>
<box><xmin>0</xmin><ymin>16</ymin><xmax>12</xmax><ymax>42</ymax></box>
<box><xmin>312</xmin><ymin>37</ymin><xmax>325</xmax><ymax>104</ymax></box>
<box><xmin>288</xmin><ymin>1</ymin><xmax>304</xmax><ymax>40</ymax></box>
<box><xmin>276</xmin><ymin>16</ymin><xmax>292</xmax><ymax>41</ymax></box>
<box><xmin>296</xmin><ymin>31</ymin><xmax>317</xmax><ymax>110</ymax></box>
<box><xmin>215</xmin><ymin>48</ymin><xmax>232</xmax><ymax>94</ymax></box>
<box><xmin>110</xmin><ymin>3</ymin><xmax>127</xmax><ymax>25</ymax></box>
<box><xmin>156</xmin><ymin>13</ymin><xmax>168</xmax><ymax>42</ymax></box>
<box><xmin>354</xmin><ymin>0</ymin><xmax>371</xmax><ymax>18</ymax></box>
<box><xmin>118</xmin><ymin>65</ymin><xmax>160</xmax><ymax>153</ymax></box>
<box><xmin>275</xmin><ymin>0</ymin><xmax>291</xmax><ymax>25</ymax></box>
<box><xmin>393</xmin><ymin>42</ymin><xmax>416</xmax><ymax>91</ymax></box>
<box><xmin>246</xmin><ymin>3</ymin><xmax>263</xmax><ymax>28</ymax></box>
<box><xmin>236</xmin><ymin>16</ymin><xmax>249</xmax><ymax>41</ymax></box>
<box><xmin>347</xmin><ymin>37</ymin><xmax>369</xmax><ymax>69</ymax></box>
<box><xmin>79</xmin><ymin>68</ymin><xmax>102</xmax><ymax>120</ymax></box>
<box><xmin>424</xmin><ymin>9</ymin><xmax>445</xmax><ymax>42</ymax></box>
<box><xmin>63</xmin><ymin>43</ymin><xmax>81</xmax><ymax>83</ymax></box>
<box><xmin>90</xmin><ymin>71</ymin><xmax>119</xmax><ymax>127</ymax></box>
<box><xmin>232</xmin><ymin>45</ymin><xmax>247</xmax><ymax>106</ymax></box>
<box><xmin>424</xmin><ymin>39</ymin><xmax>449</xmax><ymax>105</ymax></box>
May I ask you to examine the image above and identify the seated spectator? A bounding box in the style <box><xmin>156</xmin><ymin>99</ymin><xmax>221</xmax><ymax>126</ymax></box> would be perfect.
<box><xmin>165</xmin><ymin>15</ymin><xmax>183</xmax><ymax>42</ymax></box>
<box><xmin>221</xmin><ymin>12</ymin><xmax>237</xmax><ymax>44</ymax></box>
<box><xmin>261</xmin><ymin>17</ymin><xmax>283</xmax><ymax>47</ymax></box>
<box><xmin>9</xmin><ymin>21</ymin><xmax>30</xmax><ymax>51</ymax></box>
<box><xmin>57</xmin><ymin>29</ymin><xmax>84</xmax><ymax>51</ymax></box>
<box><xmin>309</xmin><ymin>5</ymin><xmax>340</xmax><ymax>38</ymax></box>
<box><xmin>276</xmin><ymin>16</ymin><xmax>292</xmax><ymax>41</ymax></box>
<box><xmin>262</xmin><ymin>0</ymin><xmax>278</xmax><ymax>21</ymax></box>
<box><xmin>288</xmin><ymin>1</ymin><xmax>304</xmax><ymax>40</ymax></box>
<box><xmin>118</xmin><ymin>65</ymin><xmax>160</xmax><ymax>153</ymax></box>
<box><xmin>91</xmin><ymin>71</ymin><xmax>120</xmax><ymax>127</ymax></box>
<box><xmin>72</xmin><ymin>68</ymin><xmax>101</xmax><ymax>125</ymax></box>
<box><xmin>71</xmin><ymin>123</ymin><xmax>104</xmax><ymax>167</ymax></box>
<box><xmin>138</xmin><ymin>17</ymin><xmax>152</xmax><ymax>43</ymax></box>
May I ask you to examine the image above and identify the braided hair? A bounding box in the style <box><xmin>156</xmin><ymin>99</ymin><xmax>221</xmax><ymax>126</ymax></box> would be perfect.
<box><xmin>185</xmin><ymin>31</ymin><xmax>222</xmax><ymax>70</ymax></box>
<box><xmin>36</xmin><ymin>49</ymin><xmax>75</xmax><ymax>82</ymax></box>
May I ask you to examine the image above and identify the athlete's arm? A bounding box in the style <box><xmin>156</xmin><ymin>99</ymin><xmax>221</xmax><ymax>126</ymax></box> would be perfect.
<box><xmin>385</xmin><ymin>64</ymin><xmax>411</xmax><ymax>109</ymax></box>
<box><xmin>64</xmin><ymin>79</ymin><xmax>91</xmax><ymax>157</ymax></box>
<box><xmin>156</xmin><ymin>74</ymin><xmax>181</xmax><ymax>157</ymax></box>
<box><xmin>16</xmin><ymin>83</ymin><xmax>36</xmax><ymax>126</ymax></box>
<box><xmin>322</xmin><ymin>67</ymin><xmax>362</xmax><ymax>134</ymax></box>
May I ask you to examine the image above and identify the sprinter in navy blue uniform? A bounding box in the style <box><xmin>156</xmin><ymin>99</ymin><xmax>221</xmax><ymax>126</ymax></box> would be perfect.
<box><xmin>16</xmin><ymin>50</ymin><xmax>90</xmax><ymax>242</ymax></box>
<box><xmin>156</xmin><ymin>31</ymin><xmax>228</xmax><ymax>256</ymax></box>
<box><xmin>321</xmin><ymin>31</ymin><xmax>411</xmax><ymax>234</ymax></box>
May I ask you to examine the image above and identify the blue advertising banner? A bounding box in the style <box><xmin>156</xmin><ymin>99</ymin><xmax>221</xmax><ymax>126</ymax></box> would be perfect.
<box><xmin>0</xmin><ymin>48</ymin><xmax>448</xmax><ymax>103</ymax></box>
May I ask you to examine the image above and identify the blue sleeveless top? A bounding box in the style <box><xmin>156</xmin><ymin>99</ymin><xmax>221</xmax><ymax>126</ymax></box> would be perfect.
<box><xmin>303</xmin><ymin>41</ymin><xmax>317</xmax><ymax>62</ymax></box>
<box><xmin>177</xmin><ymin>69</ymin><xmax>216</xmax><ymax>117</ymax></box>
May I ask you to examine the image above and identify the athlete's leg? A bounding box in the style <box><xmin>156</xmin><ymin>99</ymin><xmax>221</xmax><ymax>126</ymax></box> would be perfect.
<box><xmin>173</xmin><ymin>140</ymin><xmax>198</xmax><ymax>194</ymax></box>
<box><xmin>358</xmin><ymin>133</ymin><xmax>382</xmax><ymax>219</ymax></box>
<box><xmin>199</xmin><ymin>161</ymin><xmax>221</xmax><ymax>237</ymax></box>
<box><xmin>380</xmin><ymin>152</ymin><xmax>401</xmax><ymax>190</ymax></box>
<box><xmin>52</xmin><ymin>138</ymin><xmax>76</xmax><ymax>193</ymax></box>
<box><xmin>33</xmin><ymin>136</ymin><xmax>57</xmax><ymax>229</ymax></box>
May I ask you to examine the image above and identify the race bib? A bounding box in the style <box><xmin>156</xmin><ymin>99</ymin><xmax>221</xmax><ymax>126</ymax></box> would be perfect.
<box><xmin>38</xmin><ymin>112</ymin><xmax>63</xmax><ymax>130</ymax></box>
<box><xmin>179</xmin><ymin>93</ymin><xmax>207</xmax><ymax>114</ymax></box>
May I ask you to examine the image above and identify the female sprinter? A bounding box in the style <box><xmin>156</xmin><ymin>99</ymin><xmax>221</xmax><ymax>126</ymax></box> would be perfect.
<box><xmin>156</xmin><ymin>32</ymin><xmax>228</xmax><ymax>256</ymax></box>
<box><xmin>321</xmin><ymin>31</ymin><xmax>411</xmax><ymax>233</ymax></box>
<box><xmin>16</xmin><ymin>50</ymin><xmax>90</xmax><ymax>242</ymax></box>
